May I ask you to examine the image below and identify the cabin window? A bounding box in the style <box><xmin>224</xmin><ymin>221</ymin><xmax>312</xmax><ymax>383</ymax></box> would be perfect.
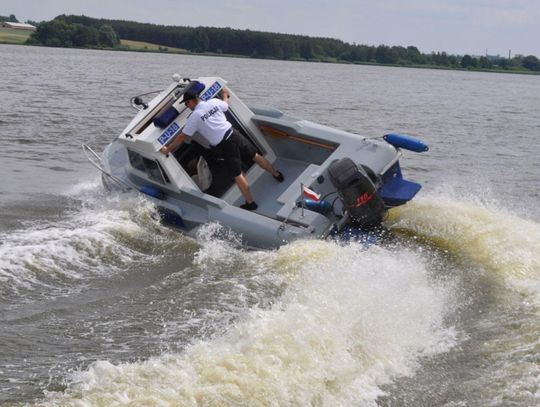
<box><xmin>128</xmin><ymin>150</ymin><xmax>170</xmax><ymax>185</ymax></box>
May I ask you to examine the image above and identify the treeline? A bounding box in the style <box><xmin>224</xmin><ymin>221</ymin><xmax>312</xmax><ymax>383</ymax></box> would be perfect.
<box><xmin>27</xmin><ymin>14</ymin><xmax>540</xmax><ymax>72</ymax></box>
<box><xmin>27</xmin><ymin>15</ymin><xmax>119</xmax><ymax>48</ymax></box>
<box><xmin>0</xmin><ymin>14</ymin><xmax>18</xmax><ymax>22</ymax></box>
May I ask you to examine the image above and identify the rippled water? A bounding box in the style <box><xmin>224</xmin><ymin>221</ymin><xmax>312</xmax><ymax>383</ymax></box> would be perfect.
<box><xmin>0</xmin><ymin>44</ymin><xmax>539</xmax><ymax>406</ymax></box>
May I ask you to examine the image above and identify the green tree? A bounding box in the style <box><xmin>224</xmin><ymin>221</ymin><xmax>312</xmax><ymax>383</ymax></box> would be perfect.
<box><xmin>375</xmin><ymin>45</ymin><xmax>398</xmax><ymax>64</ymax></box>
<box><xmin>391</xmin><ymin>46</ymin><xmax>408</xmax><ymax>63</ymax></box>
<box><xmin>522</xmin><ymin>55</ymin><xmax>540</xmax><ymax>71</ymax></box>
<box><xmin>281</xmin><ymin>37</ymin><xmax>299</xmax><ymax>59</ymax></box>
<box><xmin>28</xmin><ymin>17</ymin><xmax>119</xmax><ymax>48</ymax></box>
<box><xmin>431</xmin><ymin>52</ymin><xmax>450</xmax><ymax>66</ymax></box>
<box><xmin>191</xmin><ymin>28</ymin><xmax>209</xmax><ymax>52</ymax></box>
<box><xmin>447</xmin><ymin>55</ymin><xmax>459</xmax><ymax>67</ymax></box>
<box><xmin>498</xmin><ymin>58</ymin><xmax>510</xmax><ymax>69</ymax></box>
<box><xmin>29</xmin><ymin>19</ymin><xmax>73</xmax><ymax>46</ymax></box>
<box><xmin>299</xmin><ymin>39</ymin><xmax>315</xmax><ymax>60</ymax></box>
<box><xmin>9</xmin><ymin>14</ymin><xmax>18</xmax><ymax>22</ymax></box>
<box><xmin>1</xmin><ymin>14</ymin><xmax>19</xmax><ymax>22</ymax></box>
<box><xmin>460</xmin><ymin>54</ymin><xmax>473</xmax><ymax>68</ymax></box>
<box><xmin>341</xmin><ymin>44</ymin><xmax>370</xmax><ymax>62</ymax></box>
<box><xmin>478</xmin><ymin>56</ymin><xmax>492</xmax><ymax>69</ymax></box>
<box><xmin>406</xmin><ymin>46</ymin><xmax>424</xmax><ymax>64</ymax></box>
<box><xmin>508</xmin><ymin>56</ymin><xmax>523</xmax><ymax>69</ymax></box>
<box><xmin>72</xmin><ymin>24</ymin><xmax>99</xmax><ymax>47</ymax></box>
<box><xmin>98</xmin><ymin>24</ymin><xmax>119</xmax><ymax>47</ymax></box>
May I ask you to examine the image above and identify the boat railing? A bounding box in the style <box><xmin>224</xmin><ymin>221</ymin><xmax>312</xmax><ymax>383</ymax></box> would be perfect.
<box><xmin>82</xmin><ymin>144</ymin><xmax>132</xmax><ymax>191</ymax></box>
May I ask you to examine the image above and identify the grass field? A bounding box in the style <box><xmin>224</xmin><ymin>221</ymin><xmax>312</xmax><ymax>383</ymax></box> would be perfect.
<box><xmin>119</xmin><ymin>39</ymin><xmax>186</xmax><ymax>53</ymax></box>
<box><xmin>0</xmin><ymin>31</ymin><xmax>185</xmax><ymax>53</ymax></box>
<box><xmin>0</xmin><ymin>27</ymin><xmax>32</xmax><ymax>44</ymax></box>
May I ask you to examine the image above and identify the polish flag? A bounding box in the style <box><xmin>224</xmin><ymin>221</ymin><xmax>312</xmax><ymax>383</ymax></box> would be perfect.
<box><xmin>303</xmin><ymin>186</ymin><xmax>321</xmax><ymax>202</ymax></box>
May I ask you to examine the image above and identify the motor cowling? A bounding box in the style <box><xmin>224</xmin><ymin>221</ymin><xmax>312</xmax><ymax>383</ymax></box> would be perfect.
<box><xmin>328</xmin><ymin>157</ymin><xmax>386</xmax><ymax>227</ymax></box>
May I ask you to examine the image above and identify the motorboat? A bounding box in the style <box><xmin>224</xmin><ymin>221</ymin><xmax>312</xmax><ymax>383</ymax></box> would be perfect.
<box><xmin>83</xmin><ymin>75</ymin><xmax>428</xmax><ymax>249</ymax></box>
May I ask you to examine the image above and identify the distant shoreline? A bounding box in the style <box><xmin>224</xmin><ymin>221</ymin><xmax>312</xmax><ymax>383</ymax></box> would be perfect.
<box><xmin>2</xmin><ymin>33</ymin><xmax>538</xmax><ymax>76</ymax></box>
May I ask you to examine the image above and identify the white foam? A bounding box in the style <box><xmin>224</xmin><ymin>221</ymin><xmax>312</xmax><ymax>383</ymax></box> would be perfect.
<box><xmin>43</xmin><ymin>241</ymin><xmax>457</xmax><ymax>406</ymax></box>
<box><xmin>193</xmin><ymin>223</ymin><xmax>244</xmax><ymax>268</ymax></box>
<box><xmin>387</xmin><ymin>190</ymin><xmax>540</xmax><ymax>304</ymax></box>
<box><xmin>382</xmin><ymin>187</ymin><xmax>540</xmax><ymax>405</ymax></box>
<box><xmin>0</xmin><ymin>188</ymin><xmax>167</xmax><ymax>294</ymax></box>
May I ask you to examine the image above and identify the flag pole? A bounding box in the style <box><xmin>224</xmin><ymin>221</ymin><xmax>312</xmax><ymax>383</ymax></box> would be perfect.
<box><xmin>300</xmin><ymin>182</ymin><xmax>305</xmax><ymax>218</ymax></box>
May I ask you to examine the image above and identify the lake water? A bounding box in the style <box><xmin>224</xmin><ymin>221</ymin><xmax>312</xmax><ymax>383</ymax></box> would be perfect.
<box><xmin>0</xmin><ymin>44</ymin><xmax>539</xmax><ymax>406</ymax></box>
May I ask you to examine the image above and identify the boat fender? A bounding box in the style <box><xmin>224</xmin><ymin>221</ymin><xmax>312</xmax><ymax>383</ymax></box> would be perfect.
<box><xmin>301</xmin><ymin>198</ymin><xmax>331</xmax><ymax>214</ymax></box>
<box><xmin>140</xmin><ymin>186</ymin><xmax>165</xmax><ymax>200</ymax></box>
<box><xmin>384</xmin><ymin>133</ymin><xmax>429</xmax><ymax>152</ymax></box>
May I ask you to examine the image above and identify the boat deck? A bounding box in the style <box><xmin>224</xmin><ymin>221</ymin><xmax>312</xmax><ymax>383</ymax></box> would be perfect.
<box><xmin>231</xmin><ymin>157</ymin><xmax>314</xmax><ymax>218</ymax></box>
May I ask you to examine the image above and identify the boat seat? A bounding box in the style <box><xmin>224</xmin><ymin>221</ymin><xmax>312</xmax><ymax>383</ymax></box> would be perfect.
<box><xmin>190</xmin><ymin>156</ymin><xmax>213</xmax><ymax>191</ymax></box>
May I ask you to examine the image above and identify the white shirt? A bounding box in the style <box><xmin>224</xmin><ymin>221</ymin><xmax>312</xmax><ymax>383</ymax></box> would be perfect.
<box><xmin>182</xmin><ymin>99</ymin><xmax>232</xmax><ymax>146</ymax></box>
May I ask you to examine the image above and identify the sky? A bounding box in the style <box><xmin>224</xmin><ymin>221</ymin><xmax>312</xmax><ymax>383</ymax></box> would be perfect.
<box><xmin>3</xmin><ymin>0</ymin><xmax>540</xmax><ymax>57</ymax></box>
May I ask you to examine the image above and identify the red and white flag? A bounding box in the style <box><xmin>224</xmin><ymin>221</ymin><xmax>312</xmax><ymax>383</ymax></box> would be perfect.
<box><xmin>303</xmin><ymin>186</ymin><xmax>321</xmax><ymax>202</ymax></box>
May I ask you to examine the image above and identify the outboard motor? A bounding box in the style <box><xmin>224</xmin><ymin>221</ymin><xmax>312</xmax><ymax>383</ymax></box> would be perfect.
<box><xmin>328</xmin><ymin>157</ymin><xmax>386</xmax><ymax>227</ymax></box>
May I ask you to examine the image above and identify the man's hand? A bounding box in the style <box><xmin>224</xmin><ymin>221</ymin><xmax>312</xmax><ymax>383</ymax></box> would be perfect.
<box><xmin>159</xmin><ymin>133</ymin><xmax>187</xmax><ymax>155</ymax></box>
<box><xmin>219</xmin><ymin>88</ymin><xmax>231</xmax><ymax>101</ymax></box>
<box><xmin>160</xmin><ymin>146</ymin><xmax>170</xmax><ymax>155</ymax></box>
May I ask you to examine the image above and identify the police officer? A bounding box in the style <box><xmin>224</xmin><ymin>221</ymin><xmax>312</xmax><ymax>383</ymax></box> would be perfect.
<box><xmin>160</xmin><ymin>87</ymin><xmax>283</xmax><ymax>210</ymax></box>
